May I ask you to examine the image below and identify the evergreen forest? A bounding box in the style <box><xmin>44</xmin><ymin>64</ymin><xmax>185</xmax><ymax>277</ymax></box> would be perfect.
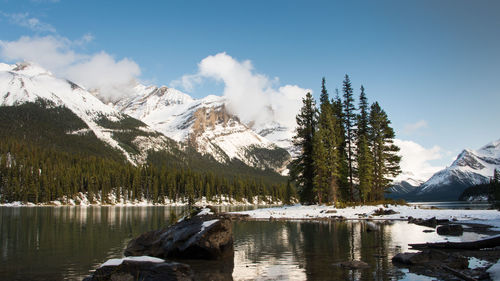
<box><xmin>290</xmin><ymin>75</ymin><xmax>401</xmax><ymax>205</ymax></box>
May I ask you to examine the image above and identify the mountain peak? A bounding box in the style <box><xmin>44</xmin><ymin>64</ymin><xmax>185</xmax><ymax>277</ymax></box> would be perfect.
<box><xmin>478</xmin><ymin>138</ymin><xmax>500</xmax><ymax>158</ymax></box>
<box><xmin>414</xmin><ymin>137</ymin><xmax>500</xmax><ymax>200</ymax></box>
<box><xmin>11</xmin><ymin>61</ymin><xmax>53</xmax><ymax>77</ymax></box>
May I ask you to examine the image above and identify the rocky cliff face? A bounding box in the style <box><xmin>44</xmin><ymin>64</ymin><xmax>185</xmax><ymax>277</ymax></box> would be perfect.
<box><xmin>115</xmin><ymin>85</ymin><xmax>291</xmax><ymax>173</ymax></box>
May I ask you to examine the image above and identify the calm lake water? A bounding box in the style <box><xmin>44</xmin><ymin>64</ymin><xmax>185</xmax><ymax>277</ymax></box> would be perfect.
<box><xmin>0</xmin><ymin>205</ymin><xmax>490</xmax><ymax>281</ymax></box>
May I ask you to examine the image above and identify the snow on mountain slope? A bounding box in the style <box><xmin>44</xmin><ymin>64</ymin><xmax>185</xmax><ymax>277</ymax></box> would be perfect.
<box><xmin>253</xmin><ymin>121</ymin><xmax>297</xmax><ymax>156</ymax></box>
<box><xmin>416</xmin><ymin>138</ymin><xmax>500</xmax><ymax>197</ymax></box>
<box><xmin>115</xmin><ymin>85</ymin><xmax>291</xmax><ymax>172</ymax></box>
<box><xmin>387</xmin><ymin>178</ymin><xmax>423</xmax><ymax>199</ymax></box>
<box><xmin>0</xmin><ymin>62</ymin><xmax>175</xmax><ymax>164</ymax></box>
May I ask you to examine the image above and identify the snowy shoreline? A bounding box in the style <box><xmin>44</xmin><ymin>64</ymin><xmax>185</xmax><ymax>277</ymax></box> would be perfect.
<box><xmin>0</xmin><ymin>192</ymin><xmax>283</xmax><ymax>207</ymax></box>
<box><xmin>233</xmin><ymin>204</ymin><xmax>500</xmax><ymax>230</ymax></box>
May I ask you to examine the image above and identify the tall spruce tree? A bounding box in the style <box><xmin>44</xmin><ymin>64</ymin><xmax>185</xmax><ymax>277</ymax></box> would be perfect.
<box><xmin>332</xmin><ymin>89</ymin><xmax>349</xmax><ymax>201</ymax></box>
<box><xmin>356</xmin><ymin>86</ymin><xmax>373</xmax><ymax>202</ymax></box>
<box><xmin>313</xmin><ymin>78</ymin><xmax>340</xmax><ymax>204</ymax></box>
<box><xmin>368</xmin><ymin>102</ymin><xmax>401</xmax><ymax>200</ymax></box>
<box><xmin>342</xmin><ymin>75</ymin><xmax>356</xmax><ymax>201</ymax></box>
<box><xmin>290</xmin><ymin>92</ymin><xmax>318</xmax><ymax>204</ymax></box>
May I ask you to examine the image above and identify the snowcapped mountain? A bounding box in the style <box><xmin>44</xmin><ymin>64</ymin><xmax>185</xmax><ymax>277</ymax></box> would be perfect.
<box><xmin>253</xmin><ymin>121</ymin><xmax>297</xmax><ymax>157</ymax></box>
<box><xmin>114</xmin><ymin>85</ymin><xmax>291</xmax><ymax>173</ymax></box>
<box><xmin>386</xmin><ymin>177</ymin><xmax>424</xmax><ymax>199</ymax></box>
<box><xmin>0</xmin><ymin>62</ymin><xmax>177</xmax><ymax>164</ymax></box>
<box><xmin>412</xmin><ymin>138</ymin><xmax>500</xmax><ymax>200</ymax></box>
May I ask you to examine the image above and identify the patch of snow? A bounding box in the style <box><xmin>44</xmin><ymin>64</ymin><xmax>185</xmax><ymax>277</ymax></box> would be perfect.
<box><xmin>196</xmin><ymin>208</ymin><xmax>214</xmax><ymax>216</ymax></box>
<box><xmin>51</xmin><ymin>200</ymin><xmax>62</xmax><ymax>206</ymax></box>
<box><xmin>99</xmin><ymin>256</ymin><xmax>165</xmax><ymax>268</ymax></box>
<box><xmin>201</xmin><ymin>219</ymin><xmax>219</xmax><ymax>230</ymax></box>
<box><xmin>465</xmin><ymin>195</ymin><xmax>489</xmax><ymax>202</ymax></box>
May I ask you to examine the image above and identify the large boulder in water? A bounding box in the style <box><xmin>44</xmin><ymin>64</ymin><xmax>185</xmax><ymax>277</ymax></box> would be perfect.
<box><xmin>392</xmin><ymin>249</ymin><xmax>468</xmax><ymax>269</ymax></box>
<box><xmin>124</xmin><ymin>210</ymin><xmax>233</xmax><ymax>260</ymax></box>
<box><xmin>83</xmin><ymin>256</ymin><xmax>194</xmax><ymax>281</ymax></box>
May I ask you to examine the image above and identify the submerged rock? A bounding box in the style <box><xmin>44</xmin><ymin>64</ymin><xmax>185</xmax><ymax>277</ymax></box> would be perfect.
<box><xmin>83</xmin><ymin>258</ymin><xmax>194</xmax><ymax>281</ymax></box>
<box><xmin>392</xmin><ymin>249</ymin><xmax>468</xmax><ymax>269</ymax></box>
<box><xmin>437</xmin><ymin>224</ymin><xmax>463</xmax><ymax>236</ymax></box>
<box><xmin>124</xmin><ymin>212</ymin><xmax>233</xmax><ymax>260</ymax></box>
<box><xmin>338</xmin><ymin>260</ymin><xmax>370</xmax><ymax>269</ymax></box>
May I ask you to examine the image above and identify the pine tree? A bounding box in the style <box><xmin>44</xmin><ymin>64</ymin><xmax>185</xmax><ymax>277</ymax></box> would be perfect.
<box><xmin>342</xmin><ymin>75</ymin><xmax>356</xmax><ymax>201</ymax></box>
<box><xmin>368</xmin><ymin>102</ymin><xmax>401</xmax><ymax>200</ymax></box>
<box><xmin>313</xmin><ymin>78</ymin><xmax>340</xmax><ymax>204</ymax></box>
<box><xmin>284</xmin><ymin>180</ymin><xmax>294</xmax><ymax>205</ymax></box>
<box><xmin>332</xmin><ymin>89</ymin><xmax>349</xmax><ymax>201</ymax></box>
<box><xmin>290</xmin><ymin>92</ymin><xmax>318</xmax><ymax>204</ymax></box>
<box><xmin>356</xmin><ymin>86</ymin><xmax>373</xmax><ymax>202</ymax></box>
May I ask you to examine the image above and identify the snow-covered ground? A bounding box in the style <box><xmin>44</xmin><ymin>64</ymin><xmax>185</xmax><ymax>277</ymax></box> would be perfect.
<box><xmin>0</xmin><ymin>192</ymin><xmax>284</xmax><ymax>207</ymax></box>
<box><xmin>234</xmin><ymin>204</ymin><xmax>500</xmax><ymax>230</ymax></box>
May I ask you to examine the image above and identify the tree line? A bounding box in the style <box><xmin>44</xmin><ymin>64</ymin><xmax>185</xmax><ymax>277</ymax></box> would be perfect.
<box><xmin>0</xmin><ymin>137</ymin><xmax>295</xmax><ymax>205</ymax></box>
<box><xmin>290</xmin><ymin>75</ymin><xmax>401</xmax><ymax>205</ymax></box>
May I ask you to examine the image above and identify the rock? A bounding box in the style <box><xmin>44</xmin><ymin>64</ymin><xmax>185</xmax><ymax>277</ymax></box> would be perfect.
<box><xmin>372</xmin><ymin>208</ymin><xmax>398</xmax><ymax>216</ymax></box>
<box><xmin>356</xmin><ymin>213</ymin><xmax>368</xmax><ymax>218</ymax></box>
<box><xmin>437</xmin><ymin>224</ymin><xmax>463</xmax><ymax>236</ymax></box>
<box><xmin>338</xmin><ymin>260</ymin><xmax>370</xmax><ymax>269</ymax></box>
<box><xmin>392</xmin><ymin>249</ymin><xmax>468</xmax><ymax>269</ymax></box>
<box><xmin>423</xmin><ymin>229</ymin><xmax>435</xmax><ymax>233</ymax></box>
<box><xmin>408</xmin><ymin>217</ymin><xmax>438</xmax><ymax>228</ymax></box>
<box><xmin>392</xmin><ymin>252</ymin><xmax>420</xmax><ymax>265</ymax></box>
<box><xmin>330</xmin><ymin>215</ymin><xmax>346</xmax><ymax>221</ymax></box>
<box><xmin>83</xmin><ymin>259</ymin><xmax>194</xmax><ymax>281</ymax></box>
<box><xmin>124</xmin><ymin>214</ymin><xmax>233</xmax><ymax>260</ymax></box>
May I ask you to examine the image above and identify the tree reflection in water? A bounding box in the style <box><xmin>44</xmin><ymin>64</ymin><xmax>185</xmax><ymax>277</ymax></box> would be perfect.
<box><xmin>233</xmin><ymin>220</ymin><xmax>403</xmax><ymax>281</ymax></box>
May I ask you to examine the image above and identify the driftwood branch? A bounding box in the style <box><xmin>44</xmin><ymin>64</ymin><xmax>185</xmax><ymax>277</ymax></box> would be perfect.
<box><xmin>441</xmin><ymin>265</ymin><xmax>477</xmax><ymax>281</ymax></box>
<box><xmin>410</xmin><ymin>235</ymin><xmax>500</xmax><ymax>250</ymax></box>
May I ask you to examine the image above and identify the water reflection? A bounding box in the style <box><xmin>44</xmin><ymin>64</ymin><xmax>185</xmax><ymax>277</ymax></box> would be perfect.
<box><xmin>0</xmin><ymin>207</ymin><xmax>489</xmax><ymax>281</ymax></box>
<box><xmin>232</xmin><ymin>220</ymin><xmax>487</xmax><ymax>281</ymax></box>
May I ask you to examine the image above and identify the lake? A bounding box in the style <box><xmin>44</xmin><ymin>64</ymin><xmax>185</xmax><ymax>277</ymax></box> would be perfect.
<box><xmin>0</xmin><ymin>205</ymin><xmax>490</xmax><ymax>280</ymax></box>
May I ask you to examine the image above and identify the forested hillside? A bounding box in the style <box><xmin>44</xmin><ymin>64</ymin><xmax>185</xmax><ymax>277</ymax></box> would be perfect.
<box><xmin>0</xmin><ymin>101</ymin><xmax>291</xmax><ymax>204</ymax></box>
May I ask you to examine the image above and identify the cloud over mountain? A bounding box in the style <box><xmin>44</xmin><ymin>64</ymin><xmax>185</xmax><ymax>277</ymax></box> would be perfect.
<box><xmin>0</xmin><ymin>35</ymin><xmax>140</xmax><ymax>102</ymax></box>
<box><xmin>172</xmin><ymin>52</ymin><xmax>311</xmax><ymax>128</ymax></box>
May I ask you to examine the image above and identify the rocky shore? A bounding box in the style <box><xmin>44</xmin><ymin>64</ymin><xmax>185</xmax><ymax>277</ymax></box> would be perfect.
<box><xmin>83</xmin><ymin>204</ymin><xmax>500</xmax><ymax>280</ymax></box>
<box><xmin>84</xmin><ymin>207</ymin><xmax>234</xmax><ymax>281</ymax></box>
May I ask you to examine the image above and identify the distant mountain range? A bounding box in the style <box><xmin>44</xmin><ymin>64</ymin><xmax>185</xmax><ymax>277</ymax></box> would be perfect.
<box><xmin>0</xmin><ymin>62</ymin><xmax>290</xmax><ymax>174</ymax></box>
<box><xmin>388</xmin><ymin>138</ymin><xmax>500</xmax><ymax>201</ymax></box>
<box><xmin>3</xmin><ymin>61</ymin><xmax>498</xmax><ymax>202</ymax></box>
<box><xmin>114</xmin><ymin>84</ymin><xmax>291</xmax><ymax>173</ymax></box>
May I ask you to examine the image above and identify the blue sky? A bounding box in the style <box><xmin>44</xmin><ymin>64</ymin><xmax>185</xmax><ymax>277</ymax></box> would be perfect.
<box><xmin>0</xmin><ymin>0</ymin><xmax>499</xmax><ymax>175</ymax></box>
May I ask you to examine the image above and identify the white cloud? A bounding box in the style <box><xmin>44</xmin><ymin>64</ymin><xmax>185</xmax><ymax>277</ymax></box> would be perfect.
<box><xmin>0</xmin><ymin>36</ymin><xmax>80</xmax><ymax>73</ymax></box>
<box><xmin>1</xmin><ymin>12</ymin><xmax>56</xmax><ymax>33</ymax></box>
<box><xmin>0</xmin><ymin>35</ymin><xmax>141</xmax><ymax>102</ymax></box>
<box><xmin>403</xmin><ymin>120</ymin><xmax>428</xmax><ymax>135</ymax></box>
<box><xmin>394</xmin><ymin>139</ymin><xmax>444</xmax><ymax>182</ymax></box>
<box><xmin>172</xmin><ymin>52</ymin><xmax>311</xmax><ymax>128</ymax></box>
<box><xmin>66</xmin><ymin>52</ymin><xmax>140</xmax><ymax>102</ymax></box>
